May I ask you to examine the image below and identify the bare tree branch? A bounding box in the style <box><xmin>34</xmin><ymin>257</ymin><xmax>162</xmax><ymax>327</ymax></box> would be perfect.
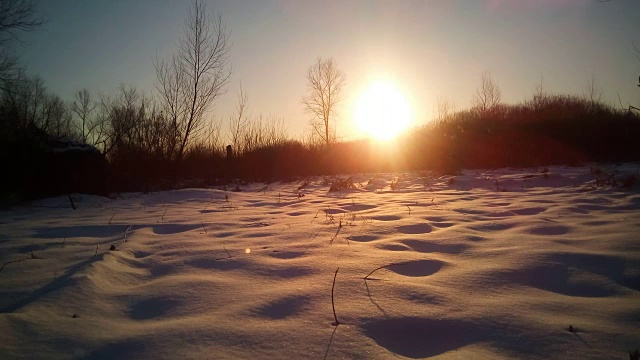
<box><xmin>0</xmin><ymin>0</ymin><xmax>43</xmax><ymax>89</ymax></box>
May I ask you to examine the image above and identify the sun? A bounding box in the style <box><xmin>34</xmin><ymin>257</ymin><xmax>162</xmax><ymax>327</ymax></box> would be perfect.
<box><xmin>354</xmin><ymin>81</ymin><xmax>412</xmax><ymax>141</ymax></box>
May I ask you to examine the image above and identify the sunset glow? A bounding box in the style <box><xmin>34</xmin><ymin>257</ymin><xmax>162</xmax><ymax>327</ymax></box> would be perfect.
<box><xmin>354</xmin><ymin>81</ymin><xmax>412</xmax><ymax>141</ymax></box>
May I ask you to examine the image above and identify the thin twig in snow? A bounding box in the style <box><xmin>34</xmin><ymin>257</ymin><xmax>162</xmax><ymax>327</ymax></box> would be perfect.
<box><xmin>123</xmin><ymin>225</ymin><xmax>132</xmax><ymax>242</ymax></box>
<box><xmin>322</xmin><ymin>325</ymin><xmax>339</xmax><ymax>360</ymax></box>
<box><xmin>329</xmin><ymin>220</ymin><xmax>344</xmax><ymax>244</ymax></box>
<box><xmin>68</xmin><ymin>194</ymin><xmax>76</xmax><ymax>210</ymax></box>
<box><xmin>331</xmin><ymin>267</ymin><xmax>340</xmax><ymax>326</ymax></box>
<box><xmin>311</xmin><ymin>209</ymin><xmax>323</xmax><ymax>223</ymax></box>
<box><xmin>364</xmin><ymin>262</ymin><xmax>405</xmax><ymax>280</ymax></box>
<box><xmin>0</xmin><ymin>257</ymin><xmax>32</xmax><ymax>273</ymax></box>
<box><xmin>364</xmin><ymin>277</ymin><xmax>389</xmax><ymax>317</ymax></box>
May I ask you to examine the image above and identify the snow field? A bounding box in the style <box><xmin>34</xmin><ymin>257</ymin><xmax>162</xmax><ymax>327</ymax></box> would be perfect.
<box><xmin>1</xmin><ymin>165</ymin><xmax>639</xmax><ymax>359</ymax></box>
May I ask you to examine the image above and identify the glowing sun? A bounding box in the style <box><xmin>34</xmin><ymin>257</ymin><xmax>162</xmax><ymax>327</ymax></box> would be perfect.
<box><xmin>354</xmin><ymin>81</ymin><xmax>412</xmax><ymax>140</ymax></box>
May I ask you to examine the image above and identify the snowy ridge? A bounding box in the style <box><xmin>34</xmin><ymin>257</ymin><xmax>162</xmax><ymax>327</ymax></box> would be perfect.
<box><xmin>1</xmin><ymin>164</ymin><xmax>639</xmax><ymax>359</ymax></box>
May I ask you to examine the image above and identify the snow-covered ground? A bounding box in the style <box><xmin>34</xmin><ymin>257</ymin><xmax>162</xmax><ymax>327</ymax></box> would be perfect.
<box><xmin>1</xmin><ymin>164</ymin><xmax>639</xmax><ymax>359</ymax></box>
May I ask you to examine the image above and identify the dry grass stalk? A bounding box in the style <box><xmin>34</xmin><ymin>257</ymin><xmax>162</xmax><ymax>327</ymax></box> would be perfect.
<box><xmin>331</xmin><ymin>267</ymin><xmax>340</xmax><ymax>326</ymax></box>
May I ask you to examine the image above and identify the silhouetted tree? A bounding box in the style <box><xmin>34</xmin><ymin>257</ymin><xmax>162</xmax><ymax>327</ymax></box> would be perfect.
<box><xmin>634</xmin><ymin>74</ymin><xmax>640</xmax><ymax>112</ymax></box>
<box><xmin>201</xmin><ymin>115</ymin><xmax>223</xmax><ymax>155</ymax></box>
<box><xmin>472</xmin><ymin>71</ymin><xmax>501</xmax><ymax>115</ymax></box>
<box><xmin>70</xmin><ymin>89</ymin><xmax>98</xmax><ymax>144</ymax></box>
<box><xmin>583</xmin><ymin>74</ymin><xmax>603</xmax><ymax>108</ymax></box>
<box><xmin>154</xmin><ymin>0</ymin><xmax>231</xmax><ymax>163</ymax></box>
<box><xmin>632</xmin><ymin>45</ymin><xmax>640</xmax><ymax>112</ymax></box>
<box><xmin>0</xmin><ymin>0</ymin><xmax>43</xmax><ymax>89</ymax></box>
<box><xmin>434</xmin><ymin>96</ymin><xmax>456</xmax><ymax>124</ymax></box>
<box><xmin>228</xmin><ymin>86</ymin><xmax>249</xmax><ymax>153</ymax></box>
<box><xmin>226</xmin><ymin>86</ymin><xmax>287</xmax><ymax>156</ymax></box>
<box><xmin>97</xmin><ymin>86</ymin><xmax>146</xmax><ymax>157</ymax></box>
<box><xmin>302</xmin><ymin>57</ymin><xmax>345</xmax><ymax>147</ymax></box>
<box><xmin>0</xmin><ymin>74</ymin><xmax>73</xmax><ymax>137</ymax></box>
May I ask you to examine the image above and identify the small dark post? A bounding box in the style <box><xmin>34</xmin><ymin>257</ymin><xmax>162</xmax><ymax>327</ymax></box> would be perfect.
<box><xmin>225</xmin><ymin>145</ymin><xmax>233</xmax><ymax>183</ymax></box>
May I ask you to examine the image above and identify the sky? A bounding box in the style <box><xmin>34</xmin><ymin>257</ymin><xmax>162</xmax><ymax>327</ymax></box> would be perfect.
<box><xmin>17</xmin><ymin>0</ymin><xmax>640</xmax><ymax>140</ymax></box>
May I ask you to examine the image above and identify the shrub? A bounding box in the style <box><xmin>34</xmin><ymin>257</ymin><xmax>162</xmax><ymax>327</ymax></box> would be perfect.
<box><xmin>329</xmin><ymin>177</ymin><xmax>356</xmax><ymax>192</ymax></box>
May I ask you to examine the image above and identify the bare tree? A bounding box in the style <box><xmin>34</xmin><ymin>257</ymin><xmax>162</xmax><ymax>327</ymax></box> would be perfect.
<box><xmin>472</xmin><ymin>71</ymin><xmax>501</xmax><ymax>115</ymax></box>
<box><xmin>434</xmin><ymin>96</ymin><xmax>456</xmax><ymax>124</ymax></box>
<box><xmin>634</xmin><ymin>74</ymin><xmax>640</xmax><ymax>111</ymax></box>
<box><xmin>228</xmin><ymin>86</ymin><xmax>249</xmax><ymax>152</ymax></box>
<box><xmin>0</xmin><ymin>74</ymin><xmax>74</xmax><ymax>138</ymax></box>
<box><xmin>530</xmin><ymin>76</ymin><xmax>548</xmax><ymax>110</ymax></box>
<box><xmin>583</xmin><ymin>74</ymin><xmax>603</xmax><ymax>106</ymax></box>
<box><xmin>126</xmin><ymin>98</ymin><xmax>176</xmax><ymax>159</ymax></box>
<box><xmin>45</xmin><ymin>96</ymin><xmax>73</xmax><ymax>138</ymax></box>
<box><xmin>70</xmin><ymin>89</ymin><xmax>98</xmax><ymax>143</ymax></box>
<box><xmin>0</xmin><ymin>0</ymin><xmax>43</xmax><ymax>89</ymax></box>
<box><xmin>96</xmin><ymin>86</ymin><xmax>147</xmax><ymax>157</ymax></box>
<box><xmin>226</xmin><ymin>87</ymin><xmax>287</xmax><ymax>156</ymax></box>
<box><xmin>631</xmin><ymin>44</ymin><xmax>640</xmax><ymax>113</ymax></box>
<box><xmin>154</xmin><ymin>0</ymin><xmax>231</xmax><ymax>162</ymax></box>
<box><xmin>202</xmin><ymin>116</ymin><xmax>223</xmax><ymax>155</ymax></box>
<box><xmin>240</xmin><ymin>115</ymin><xmax>286</xmax><ymax>154</ymax></box>
<box><xmin>302</xmin><ymin>57</ymin><xmax>345</xmax><ymax>147</ymax></box>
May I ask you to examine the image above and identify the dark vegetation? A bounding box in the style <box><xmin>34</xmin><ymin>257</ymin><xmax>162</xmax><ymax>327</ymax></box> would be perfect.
<box><xmin>404</xmin><ymin>94</ymin><xmax>640</xmax><ymax>173</ymax></box>
<box><xmin>3</xmin><ymin>81</ymin><xmax>639</xmax><ymax>201</ymax></box>
<box><xmin>1</xmin><ymin>0</ymin><xmax>639</xmax><ymax>201</ymax></box>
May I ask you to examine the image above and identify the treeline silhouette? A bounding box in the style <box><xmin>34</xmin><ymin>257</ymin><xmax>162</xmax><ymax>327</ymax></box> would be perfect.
<box><xmin>404</xmin><ymin>94</ymin><xmax>640</xmax><ymax>172</ymax></box>
<box><xmin>1</xmin><ymin>73</ymin><xmax>639</xmax><ymax>201</ymax></box>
